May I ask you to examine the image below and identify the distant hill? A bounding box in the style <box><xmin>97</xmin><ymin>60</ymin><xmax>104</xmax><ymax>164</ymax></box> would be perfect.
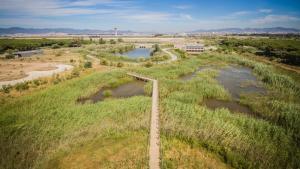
<box><xmin>190</xmin><ymin>27</ymin><xmax>300</xmax><ymax>34</ymax></box>
<box><xmin>0</xmin><ymin>27</ymin><xmax>136</xmax><ymax>35</ymax></box>
<box><xmin>0</xmin><ymin>27</ymin><xmax>299</xmax><ymax>35</ymax></box>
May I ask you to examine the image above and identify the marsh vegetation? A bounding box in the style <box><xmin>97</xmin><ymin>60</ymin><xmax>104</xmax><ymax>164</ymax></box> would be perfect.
<box><xmin>0</xmin><ymin>37</ymin><xmax>300</xmax><ymax>169</ymax></box>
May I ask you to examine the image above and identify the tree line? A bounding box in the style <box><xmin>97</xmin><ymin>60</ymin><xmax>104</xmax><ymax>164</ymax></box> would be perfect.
<box><xmin>0</xmin><ymin>38</ymin><xmax>85</xmax><ymax>54</ymax></box>
<box><xmin>220</xmin><ymin>38</ymin><xmax>300</xmax><ymax>66</ymax></box>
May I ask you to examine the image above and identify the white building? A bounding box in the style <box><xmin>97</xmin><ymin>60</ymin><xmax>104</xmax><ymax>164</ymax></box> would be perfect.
<box><xmin>175</xmin><ymin>43</ymin><xmax>204</xmax><ymax>53</ymax></box>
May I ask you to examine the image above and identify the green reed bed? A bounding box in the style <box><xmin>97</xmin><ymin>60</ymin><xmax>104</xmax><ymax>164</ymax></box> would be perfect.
<box><xmin>0</xmin><ymin>70</ymin><xmax>151</xmax><ymax>169</ymax></box>
<box><xmin>1</xmin><ymin>51</ymin><xmax>300</xmax><ymax>169</ymax></box>
<box><xmin>129</xmin><ymin>54</ymin><xmax>300</xmax><ymax>168</ymax></box>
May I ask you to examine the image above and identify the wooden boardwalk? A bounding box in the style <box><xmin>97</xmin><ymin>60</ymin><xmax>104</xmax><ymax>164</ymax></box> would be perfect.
<box><xmin>127</xmin><ymin>73</ymin><xmax>160</xmax><ymax>169</ymax></box>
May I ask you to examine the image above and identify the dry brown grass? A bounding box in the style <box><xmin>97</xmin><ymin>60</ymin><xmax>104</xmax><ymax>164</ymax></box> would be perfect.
<box><xmin>43</xmin><ymin>132</ymin><xmax>148</xmax><ymax>169</ymax></box>
<box><xmin>162</xmin><ymin>137</ymin><xmax>231</xmax><ymax>169</ymax></box>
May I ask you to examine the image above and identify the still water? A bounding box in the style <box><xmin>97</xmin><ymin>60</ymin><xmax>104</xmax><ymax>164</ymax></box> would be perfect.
<box><xmin>78</xmin><ymin>81</ymin><xmax>146</xmax><ymax>103</ymax></box>
<box><xmin>119</xmin><ymin>48</ymin><xmax>152</xmax><ymax>58</ymax></box>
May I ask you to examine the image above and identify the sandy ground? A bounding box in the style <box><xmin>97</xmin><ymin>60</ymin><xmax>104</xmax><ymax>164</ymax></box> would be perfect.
<box><xmin>0</xmin><ymin>62</ymin><xmax>58</xmax><ymax>81</ymax></box>
<box><xmin>0</xmin><ymin>47</ymin><xmax>82</xmax><ymax>81</ymax></box>
<box><xmin>0</xmin><ymin>64</ymin><xmax>73</xmax><ymax>87</ymax></box>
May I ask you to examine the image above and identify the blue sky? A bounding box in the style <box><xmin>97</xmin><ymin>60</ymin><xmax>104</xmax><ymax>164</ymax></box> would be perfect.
<box><xmin>0</xmin><ymin>0</ymin><xmax>300</xmax><ymax>32</ymax></box>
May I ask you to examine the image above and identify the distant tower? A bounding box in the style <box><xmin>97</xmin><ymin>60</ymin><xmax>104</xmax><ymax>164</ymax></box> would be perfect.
<box><xmin>114</xmin><ymin>27</ymin><xmax>118</xmax><ymax>37</ymax></box>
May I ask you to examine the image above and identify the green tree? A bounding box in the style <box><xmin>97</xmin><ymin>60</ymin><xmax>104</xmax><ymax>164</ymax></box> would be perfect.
<box><xmin>51</xmin><ymin>44</ymin><xmax>60</xmax><ymax>49</ymax></box>
<box><xmin>117</xmin><ymin>62</ymin><xmax>124</xmax><ymax>67</ymax></box>
<box><xmin>15</xmin><ymin>82</ymin><xmax>29</xmax><ymax>91</ymax></box>
<box><xmin>144</xmin><ymin>62</ymin><xmax>153</xmax><ymax>68</ymax></box>
<box><xmin>118</xmin><ymin>38</ymin><xmax>123</xmax><ymax>42</ymax></box>
<box><xmin>84</xmin><ymin>61</ymin><xmax>92</xmax><ymax>68</ymax></box>
<box><xmin>99</xmin><ymin>38</ymin><xmax>106</xmax><ymax>44</ymax></box>
<box><xmin>5</xmin><ymin>49</ymin><xmax>15</xmax><ymax>59</ymax></box>
<box><xmin>100</xmin><ymin>59</ymin><xmax>108</xmax><ymax>65</ymax></box>
<box><xmin>0</xmin><ymin>85</ymin><xmax>12</xmax><ymax>93</ymax></box>
<box><xmin>109</xmin><ymin>39</ymin><xmax>116</xmax><ymax>44</ymax></box>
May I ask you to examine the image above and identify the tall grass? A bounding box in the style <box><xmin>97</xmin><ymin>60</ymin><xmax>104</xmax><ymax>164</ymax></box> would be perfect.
<box><xmin>128</xmin><ymin>54</ymin><xmax>300</xmax><ymax>168</ymax></box>
<box><xmin>127</xmin><ymin>58</ymin><xmax>204</xmax><ymax>79</ymax></box>
<box><xmin>207</xmin><ymin>53</ymin><xmax>300</xmax><ymax>96</ymax></box>
<box><xmin>161</xmin><ymin>136</ymin><xmax>231</xmax><ymax>169</ymax></box>
<box><xmin>1</xmin><ymin>50</ymin><xmax>299</xmax><ymax>169</ymax></box>
<box><xmin>204</xmin><ymin>53</ymin><xmax>300</xmax><ymax>147</ymax></box>
<box><xmin>0</xmin><ymin>70</ymin><xmax>151</xmax><ymax>169</ymax></box>
<box><xmin>161</xmin><ymin>99</ymin><xmax>299</xmax><ymax>169</ymax></box>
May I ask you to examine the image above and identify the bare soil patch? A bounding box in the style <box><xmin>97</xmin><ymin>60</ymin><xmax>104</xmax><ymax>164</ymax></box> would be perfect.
<box><xmin>0</xmin><ymin>61</ymin><xmax>57</xmax><ymax>81</ymax></box>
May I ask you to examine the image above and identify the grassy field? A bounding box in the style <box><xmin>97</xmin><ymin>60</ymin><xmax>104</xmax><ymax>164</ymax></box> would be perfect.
<box><xmin>128</xmin><ymin>53</ymin><xmax>300</xmax><ymax>169</ymax></box>
<box><xmin>1</xmin><ymin>40</ymin><xmax>300</xmax><ymax>169</ymax></box>
<box><xmin>0</xmin><ymin>71</ymin><xmax>151</xmax><ymax>169</ymax></box>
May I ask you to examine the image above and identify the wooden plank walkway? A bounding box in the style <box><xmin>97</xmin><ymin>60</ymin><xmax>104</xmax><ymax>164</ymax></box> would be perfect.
<box><xmin>127</xmin><ymin>73</ymin><xmax>160</xmax><ymax>169</ymax></box>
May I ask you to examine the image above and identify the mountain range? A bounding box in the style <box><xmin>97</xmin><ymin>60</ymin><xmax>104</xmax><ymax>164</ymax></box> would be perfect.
<box><xmin>0</xmin><ymin>27</ymin><xmax>135</xmax><ymax>35</ymax></box>
<box><xmin>189</xmin><ymin>27</ymin><xmax>300</xmax><ymax>34</ymax></box>
<box><xmin>0</xmin><ymin>27</ymin><xmax>299</xmax><ymax>35</ymax></box>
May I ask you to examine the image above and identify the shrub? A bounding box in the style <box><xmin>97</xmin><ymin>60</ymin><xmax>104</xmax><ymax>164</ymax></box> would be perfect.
<box><xmin>84</xmin><ymin>61</ymin><xmax>92</xmax><ymax>68</ymax></box>
<box><xmin>66</xmin><ymin>69</ymin><xmax>80</xmax><ymax>79</ymax></box>
<box><xmin>68</xmin><ymin>40</ymin><xmax>81</xmax><ymax>47</ymax></box>
<box><xmin>5</xmin><ymin>53</ymin><xmax>15</xmax><ymax>59</ymax></box>
<box><xmin>55</xmin><ymin>51</ymin><xmax>62</xmax><ymax>57</ymax></box>
<box><xmin>117</xmin><ymin>62</ymin><xmax>124</xmax><ymax>67</ymax></box>
<box><xmin>0</xmin><ymin>85</ymin><xmax>12</xmax><ymax>93</ymax></box>
<box><xmin>103</xmin><ymin>90</ymin><xmax>112</xmax><ymax>97</ymax></box>
<box><xmin>99</xmin><ymin>38</ymin><xmax>106</xmax><ymax>44</ymax></box>
<box><xmin>71</xmin><ymin>69</ymin><xmax>80</xmax><ymax>77</ymax></box>
<box><xmin>163</xmin><ymin>55</ymin><xmax>169</xmax><ymax>60</ymax></box>
<box><xmin>51</xmin><ymin>44</ymin><xmax>60</xmax><ymax>49</ymax></box>
<box><xmin>33</xmin><ymin>80</ymin><xmax>41</xmax><ymax>86</ymax></box>
<box><xmin>138</xmin><ymin>57</ymin><xmax>145</xmax><ymax>62</ymax></box>
<box><xmin>15</xmin><ymin>82</ymin><xmax>29</xmax><ymax>91</ymax></box>
<box><xmin>5</xmin><ymin>49</ymin><xmax>15</xmax><ymax>59</ymax></box>
<box><xmin>118</xmin><ymin>38</ymin><xmax>123</xmax><ymax>42</ymax></box>
<box><xmin>52</xmin><ymin>75</ymin><xmax>62</xmax><ymax>84</ymax></box>
<box><xmin>109</xmin><ymin>39</ymin><xmax>116</xmax><ymax>44</ymax></box>
<box><xmin>144</xmin><ymin>62</ymin><xmax>153</xmax><ymax>68</ymax></box>
<box><xmin>175</xmin><ymin>49</ymin><xmax>187</xmax><ymax>59</ymax></box>
<box><xmin>100</xmin><ymin>59</ymin><xmax>108</xmax><ymax>65</ymax></box>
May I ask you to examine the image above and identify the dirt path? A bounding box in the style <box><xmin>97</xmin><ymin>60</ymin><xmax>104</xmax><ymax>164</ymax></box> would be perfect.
<box><xmin>87</xmin><ymin>55</ymin><xmax>100</xmax><ymax>62</ymax></box>
<box><xmin>0</xmin><ymin>64</ymin><xmax>73</xmax><ymax>87</ymax></box>
<box><xmin>162</xmin><ymin>48</ymin><xmax>178</xmax><ymax>62</ymax></box>
<box><xmin>127</xmin><ymin>73</ymin><xmax>160</xmax><ymax>169</ymax></box>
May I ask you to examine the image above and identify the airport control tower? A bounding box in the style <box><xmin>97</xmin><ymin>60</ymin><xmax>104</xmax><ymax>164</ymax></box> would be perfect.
<box><xmin>114</xmin><ymin>27</ymin><xmax>118</xmax><ymax>36</ymax></box>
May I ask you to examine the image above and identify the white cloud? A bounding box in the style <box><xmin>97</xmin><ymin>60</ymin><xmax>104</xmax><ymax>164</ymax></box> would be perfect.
<box><xmin>0</xmin><ymin>0</ymin><xmax>132</xmax><ymax>16</ymax></box>
<box><xmin>179</xmin><ymin>14</ymin><xmax>193</xmax><ymax>20</ymax></box>
<box><xmin>220</xmin><ymin>11</ymin><xmax>252</xmax><ymax>20</ymax></box>
<box><xmin>259</xmin><ymin>9</ymin><xmax>272</xmax><ymax>13</ymax></box>
<box><xmin>0</xmin><ymin>0</ymin><xmax>299</xmax><ymax>31</ymax></box>
<box><xmin>68</xmin><ymin>0</ymin><xmax>133</xmax><ymax>7</ymax></box>
<box><xmin>68</xmin><ymin>0</ymin><xmax>111</xmax><ymax>7</ymax></box>
<box><xmin>232</xmin><ymin>11</ymin><xmax>251</xmax><ymax>16</ymax></box>
<box><xmin>252</xmin><ymin>15</ymin><xmax>300</xmax><ymax>25</ymax></box>
<box><xmin>121</xmin><ymin>12</ymin><xmax>172</xmax><ymax>22</ymax></box>
<box><xmin>0</xmin><ymin>17</ymin><xmax>76</xmax><ymax>28</ymax></box>
<box><xmin>173</xmin><ymin>5</ymin><xmax>191</xmax><ymax>10</ymax></box>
